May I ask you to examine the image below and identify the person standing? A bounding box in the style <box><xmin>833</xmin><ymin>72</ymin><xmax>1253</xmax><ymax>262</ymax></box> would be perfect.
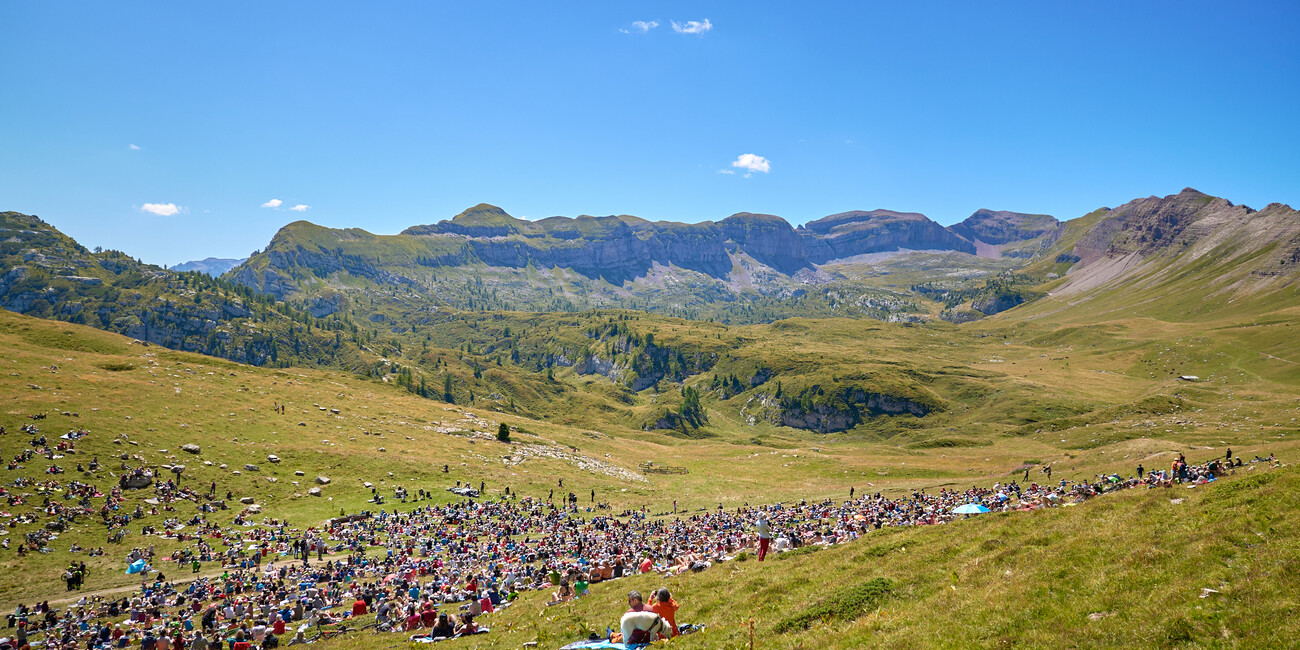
<box><xmin>1136</xmin><ymin>464</ymin><xmax>1144</xmax><ymax>480</ymax></box>
<box><xmin>755</xmin><ymin>515</ymin><xmax>772</xmax><ymax>562</ymax></box>
<box><xmin>849</xmin><ymin>486</ymin><xmax>855</xmax><ymax>499</ymax></box>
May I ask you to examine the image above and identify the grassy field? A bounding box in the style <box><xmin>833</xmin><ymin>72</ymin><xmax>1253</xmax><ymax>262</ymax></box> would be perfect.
<box><xmin>310</xmin><ymin>464</ymin><xmax>1299</xmax><ymax>649</ymax></box>
<box><xmin>0</xmin><ymin>288</ymin><xmax>1298</xmax><ymax>646</ymax></box>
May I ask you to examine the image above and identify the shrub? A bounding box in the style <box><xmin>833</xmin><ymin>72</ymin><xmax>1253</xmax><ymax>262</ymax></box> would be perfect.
<box><xmin>497</xmin><ymin>422</ymin><xmax>511</xmax><ymax>443</ymax></box>
<box><xmin>773</xmin><ymin>578</ymin><xmax>893</xmax><ymax>633</ymax></box>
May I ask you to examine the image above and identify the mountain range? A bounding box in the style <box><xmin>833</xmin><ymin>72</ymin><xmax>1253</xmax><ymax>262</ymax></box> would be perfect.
<box><xmin>232</xmin><ymin>202</ymin><xmax>1057</xmax><ymax>296</ymax></box>
<box><xmin>1</xmin><ymin>187</ymin><xmax>1297</xmax><ymax>433</ymax></box>
<box><xmin>171</xmin><ymin>257</ymin><xmax>246</xmax><ymax>276</ymax></box>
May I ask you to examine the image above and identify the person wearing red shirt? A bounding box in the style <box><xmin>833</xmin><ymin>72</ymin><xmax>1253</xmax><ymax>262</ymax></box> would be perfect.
<box><xmin>351</xmin><ymin>597</ymin><xmax>368</xmax><ymax>617</ymax></box>
<box><xmin>650</xmin><ymin>588</ymin><xmax>679</xmax><ymax>638</ymax></box>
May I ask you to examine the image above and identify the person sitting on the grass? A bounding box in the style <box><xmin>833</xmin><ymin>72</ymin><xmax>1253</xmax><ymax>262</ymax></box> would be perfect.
<box><xmin>549</xmin><ymin>578</ymin><xmax>574</xmax><ymax>605</ymax></box>
<box><xmin>453</xmin><ymin>612</ymin><xmax>477</xmax><ymax>637</ymax></box>
<box><xmin>430</xmin><ymin>612</ymin><xmax>455</xmax><ymax>639</ymax></box>
<box><xmin>651</xmin><ymin>588</ymin><xmax>679</xmax><ymax>638</ymax></box>
<box><xmin>619</xmin><ymin>591</ymin><xmax>672</xmax><ymax>645</ymax></box>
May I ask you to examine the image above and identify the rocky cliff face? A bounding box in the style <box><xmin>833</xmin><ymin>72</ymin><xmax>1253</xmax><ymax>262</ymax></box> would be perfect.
<box><xmin>248</xmin><ymin>204</ymin><xmax>987</xmax><ymax>295</ymax></box>
<box><xmin>719</xmin><ymin>213</ymin><xmax>811</xmax><ymax>275</ymax></box>
<box><xmin>949</xmin><ymin>209</ymin><xmax>1060</xmax><ymax>245</ymax></box>
<box><xmin>774</xmin><ymin>386</ymin><xmax>936</xmax><ymax>433</ymax></box>
<box><xmin>801</xmin><ymin>210</ymin><xmax>977</xmax><ymax>261</ymax></box>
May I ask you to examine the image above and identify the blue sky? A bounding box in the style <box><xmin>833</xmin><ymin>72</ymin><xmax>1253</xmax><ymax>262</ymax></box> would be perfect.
<box><xmin>2</xmin><ymin>1</ymin><xmax>1297</xmax><ymax>266</ymax></box>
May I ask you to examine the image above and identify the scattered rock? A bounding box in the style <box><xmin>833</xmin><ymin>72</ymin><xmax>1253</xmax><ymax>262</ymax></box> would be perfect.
<box><xmin>308</xmin><ymin>487</ymin><xmax>322</xmax><ymax>497</ymax></box>
<box><xmin>294</xmin><ymin>471</ymin><xmax>305</xmax><ymax>476</ymax></box>
<box><xmin>378</xmin><ymin>447</ymin><xmax>386</xmax><ymax>452</ymax></box>
<box><xmin>1200</xmin><ymin>588</ymin><xmax>1220</xmax><ymax>599</ymax></box>
<box><xmin>363</xmin><ymin>482</ymin><xmax>373</xmax><ymax>488</ymax></box>
<box><xmin>244</xmin><ymin>464</ymin><xmax>260</xmax><ymax>472</ymax></box>
<box><xmin>219</xmin><ymin>464</ymin><xmax>228</xmax><ymax>469</ymax></box>
<box><xmin>267</xmin><ymin>455</ymin><xmax>280</xmax><ymax>463</ymax></box>
<box><xmin>298</xmin><ymin>422</ymin><xmax>306</xmax><ymax>427</ymax></box>
<box><xmin>1170</xmin><ymin>498</ymin><xmax>1185</xmax><ymax>505</ymax></box>
<box><xmin>291</xmin><ymin>481</ymin><xmax>299</xmax><ymax>487</ymax></box>
<box><xmin>1088</xmin><ymin>611</ymin><xmax>1114</xmax><ymax>621</ymax></box>
<box><xmin>232</xmin><ymin>471</ymin><xmax>241</xmax><ymax>476</ymax></box>
<box><xmin>121</xmin><ymin>475</ymin><xmax>152</xmax><ymax>489</ymax></box>
<box><xmin>316</xmin><ymin>476</ymin><xmax>331</xmax><ymax>485</ymax></box>
<box><xmin>246</xmin><ymin>504</ymin><xmax>262</xmax><ymax>514</ymax></box>
<box><xmin>265</xmin><ymin>477</ymin><xmax>278</xmax><ymax>483</ymax></box>
<box><xmin>181</xmin><ymin>444</ymin><xmax>201</xmax><ymax>454</ymax></box>
<box><xmin>239</xmin><ymin>497</ymin><xmax>255</xmax><ymax>505</ymax></box>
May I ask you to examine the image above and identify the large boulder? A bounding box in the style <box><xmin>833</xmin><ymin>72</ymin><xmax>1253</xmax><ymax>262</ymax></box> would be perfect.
<box><xmin>121</xmin><ymin>475</ymin><xmax>153</xmax><ymax>490</ymax></box>
<box><xmin>315</xmin><ymin>476</ymin><xmax>331</xmax><ymax>485</ymax></box>
<box><xmin>181</xmin><ymin>444</ymin><xmax>201</xmax><ymax>454</ymax></box>
<box><xmin>239</xmin><ymin>497</ymin><xmax>255</xmax><ymax>505</ymax></box>
<box><xmin>308</xmin><ymin>487</ymin><xmax>322</xmax><ymax>497</ymax></box>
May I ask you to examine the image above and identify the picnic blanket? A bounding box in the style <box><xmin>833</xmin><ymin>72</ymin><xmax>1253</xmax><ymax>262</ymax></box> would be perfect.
<box><xmin>558</xmin><ymin>642</ymin><xmax>648</xmax><ymax>650</ymax></box>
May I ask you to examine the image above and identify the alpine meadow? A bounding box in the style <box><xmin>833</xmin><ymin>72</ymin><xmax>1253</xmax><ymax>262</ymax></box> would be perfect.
<box><xmin>2</xmin><ymin>2</ymin><xmax>1299</xmax><ymax>649</ymax></box>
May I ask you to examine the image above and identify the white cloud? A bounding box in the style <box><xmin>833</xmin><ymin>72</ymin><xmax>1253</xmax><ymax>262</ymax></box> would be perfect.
<box><xmin>140</xmin><ymin>202</ymin><xmax>182</xmax><ymax>217</ymax></box>
<box><xmin>671</xmin><ymin>19</ymin><xmax>712</xmax><ymax>34</ymax></box>
<box><xmin>718</xmin><ymin>169</ymin><xmax>735</xmax><ymax>175</ymax></box>
<box><xmin>730</xmin><ymin>153</ymin><xmax>771</xmax><ymax>177</ymax></box>
<box><xmin>289</xmin><ymin>204</ymin><xmax>310</xmax><ymax>212</ymax></box>
<box><xmin>261</xmin><ymin>198</ymin><xmax>283</xmax><ymax>209</ymax></box>
<box><xmin>128</xmin><ymin>144</ymin><xmax>141</xmax><ymax>151</ymax></box>
<box><xmin>631</xmin><ymin>20</ymin><xmax>659</xmax><ymax>32</ymax></box>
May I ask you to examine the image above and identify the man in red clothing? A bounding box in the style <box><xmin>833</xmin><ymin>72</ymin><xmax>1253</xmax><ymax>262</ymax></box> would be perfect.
<box><xmin>351</xmin><ymin>596</ymin><xmax>368</xmax><ymax>618</ymax></box>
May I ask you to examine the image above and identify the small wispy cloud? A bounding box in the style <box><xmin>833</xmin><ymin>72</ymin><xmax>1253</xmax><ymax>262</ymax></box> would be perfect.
<box><xmin>718</xmin><ymin>169</ymin><xmax>735</xmax><ymax>175</ymax></box>
<box><xmin>672</xmin><ymin>19</ymin><xmax>712</xmax><ymax>35</ymax></box>
<box><xmin>626</xmin><ymin>20</ymin><xmax>659</xmax><ymax>33</ymax></box>
<box><xmin>141</xmin><ymin>202</ymin><xmax>182</xmax><ymax>217</ymax></box>
<box><xmin>261</xmin><ymin>198</ymin><xmax>283</xmax><ymax>209</ymax></box>
<box><xmin>730</xmin><ymin>153</ymin><xmax>771</xmax><ymax>178</ymax></box>
<box><xmin>289</xmin><ymin>204</ymin><xmax>310</xmax><ymax>212</ymax></box>
<box><xmin>128</xmin><ymin>144</ymin><xmax>141</xmax><ymax>151</ymax></box>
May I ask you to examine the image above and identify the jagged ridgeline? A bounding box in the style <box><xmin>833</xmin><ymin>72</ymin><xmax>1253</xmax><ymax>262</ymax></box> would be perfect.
<box><xmin>226</xmin><ymin>202</ymin><xmax>1045</xmax><ymax>322</ymax></box>
<box><xmin>3</xmin><ymin>187</ymin><xmax>1300</xmax><ymax>437</ymax></box>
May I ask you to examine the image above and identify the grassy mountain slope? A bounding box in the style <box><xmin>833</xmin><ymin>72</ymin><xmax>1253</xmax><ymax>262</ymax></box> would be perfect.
<box><xmin>0</xmin><ymin>310</ymin><xmax>1296</xmax><ymax>648</ymax></box>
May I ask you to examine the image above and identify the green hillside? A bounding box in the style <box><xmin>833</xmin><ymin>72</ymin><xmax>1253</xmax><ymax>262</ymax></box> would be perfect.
<box><xmin>0</xmin><ymin>309</ymin><xmax>1296</xmax><ymax>648</ymax></box>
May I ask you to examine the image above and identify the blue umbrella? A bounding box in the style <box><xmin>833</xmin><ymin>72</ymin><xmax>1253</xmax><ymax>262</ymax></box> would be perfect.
<box><xmin>952</xmin><ymin>503</ymin><xmax>991</xmax><ymax>514</ymax></box>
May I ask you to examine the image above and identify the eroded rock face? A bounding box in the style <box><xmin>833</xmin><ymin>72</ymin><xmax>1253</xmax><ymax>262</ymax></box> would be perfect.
<box><xmin>949</xmin><ymin>209</ymin><xmax>1060</xmax><ymax>245</ymax></box>
<box><xmin>801</xmin><ymin>210</ymin><xmax>976</xmax><ymax>261</ymax></box>
<box><xmin>778</xmin><ymin>388</ymin><xmax>934</xmax><ymax>433</ymax></box>
<box><xmin>240</xmin><ymin>203</ymin><xmax>989</xmax><ymax>298</ymax></box>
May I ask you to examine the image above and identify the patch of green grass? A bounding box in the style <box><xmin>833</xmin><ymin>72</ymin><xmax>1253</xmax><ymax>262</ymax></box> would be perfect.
<box><xmin>773</xmin><ymin>577</ymin><xmax>893</xmax><ymax>633</ymax></box>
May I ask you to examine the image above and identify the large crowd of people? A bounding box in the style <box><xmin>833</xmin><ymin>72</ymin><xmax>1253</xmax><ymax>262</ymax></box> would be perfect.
<box><xmin>0</xmin><ymin>417</ymin><xmax>1283</xmax><ymax>649</ymax></box>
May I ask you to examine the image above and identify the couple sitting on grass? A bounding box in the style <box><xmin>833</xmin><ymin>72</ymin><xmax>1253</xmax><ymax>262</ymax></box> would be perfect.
<box><xmin>613</xmin><ymin>589</ymin><xmax>679</xmax><ymax>645</ymax></box>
